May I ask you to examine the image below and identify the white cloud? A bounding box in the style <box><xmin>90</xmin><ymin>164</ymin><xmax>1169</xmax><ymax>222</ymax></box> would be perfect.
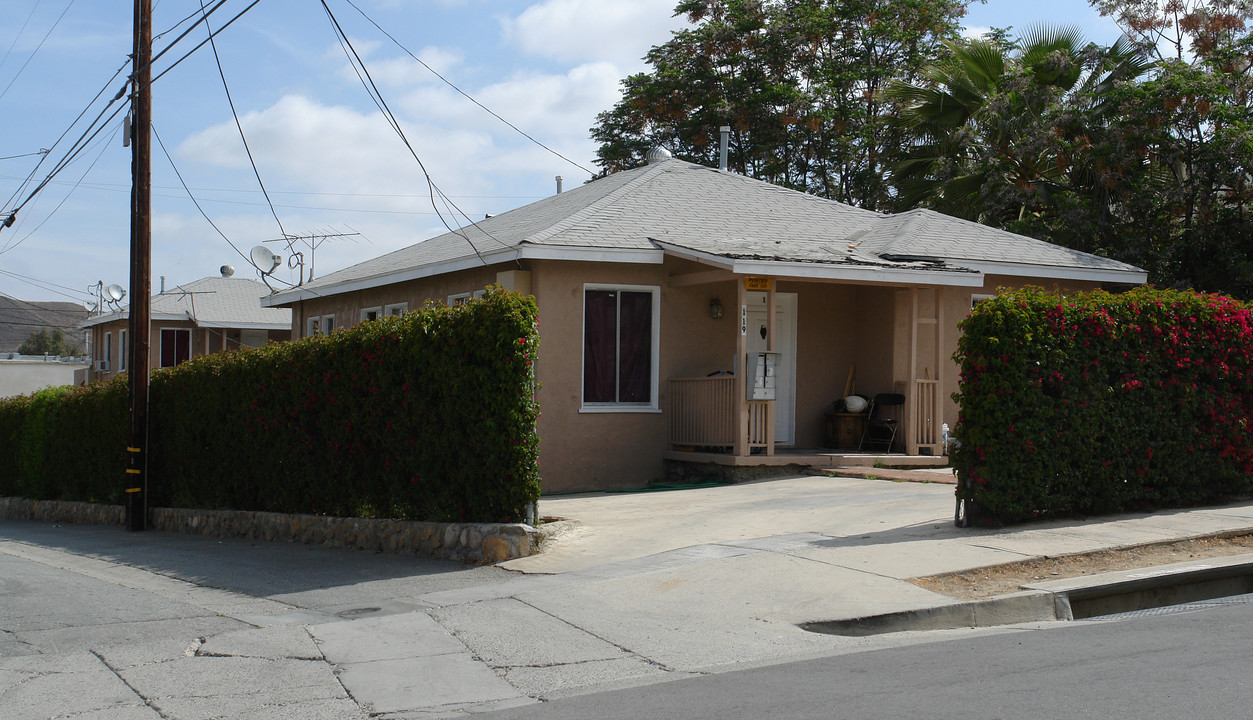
<box><xmin>501</xmin><ymin>0</ymin><xmax>688</xmax><ymax>67</ymax></box>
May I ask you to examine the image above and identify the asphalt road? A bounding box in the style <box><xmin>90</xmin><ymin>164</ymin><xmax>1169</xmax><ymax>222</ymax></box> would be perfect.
<box><xmin>480</xmin><ymin>599</ymin><xmax>1253</xmax><ymax>720</ymax></box>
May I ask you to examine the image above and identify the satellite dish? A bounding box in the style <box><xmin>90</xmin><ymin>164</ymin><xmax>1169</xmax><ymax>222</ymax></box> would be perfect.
<box><xmin>105</xmin><ymin>284</ymin><xmax>126</xmax><ymax>302</ymax></box>
<box><xmin>250</xmin><ymin>246</ymin><xmax>281</xmax><ymax>275</ymax></box>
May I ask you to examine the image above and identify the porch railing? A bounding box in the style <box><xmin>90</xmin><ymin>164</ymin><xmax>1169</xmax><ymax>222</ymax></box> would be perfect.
<box><xmin>911</xmin><ymin>378</ymin><xmax>941</xmax><ymax>454</ymax></box>
<box><xmin>668</xmin><ymin>376</ymin><xmax>770</xmax><ymax>451</ymax></box>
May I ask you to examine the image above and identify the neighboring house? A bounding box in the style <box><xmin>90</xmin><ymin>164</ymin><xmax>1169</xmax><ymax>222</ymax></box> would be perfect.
<box><xmin>0</xmin><ymin>297</ymin><xmax>89</xmax><ymax>354</ymax></box>
<box><xmin>78</xmin><ymin>268</ymin><xmax>292</xmax><ymax>384</ymax></box>
<box><xmin>263</xmin><ymin>153</ymin><xmax>1146</xmax><ymax>492</ymax></box>
<box><xmin>0</xmin><ymin>354</ymin><xmax>90</xmax><ymax>398</ymax></box>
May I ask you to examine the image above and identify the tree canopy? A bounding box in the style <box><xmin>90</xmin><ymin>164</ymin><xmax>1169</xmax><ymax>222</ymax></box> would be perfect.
<box><xmin>592</xmin><ymin>0</ymin><xmax>1253</xmax><ymax>298</ymax></box>
<box><xmin>591</xmin><ymin>0</ymin><xmax>973</xmax><ymax>211</ymax></box>
<box><xmin>18</xmin><ymin>328</ymin><xmax>82</xmax><ymax>356</ymax></box>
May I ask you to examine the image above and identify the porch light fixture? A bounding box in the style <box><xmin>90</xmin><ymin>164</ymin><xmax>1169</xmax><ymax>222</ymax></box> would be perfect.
<box><xmin>709</xmin><ymin>298</ymin><xmax>723</xmax><ymax>319</ymax></box>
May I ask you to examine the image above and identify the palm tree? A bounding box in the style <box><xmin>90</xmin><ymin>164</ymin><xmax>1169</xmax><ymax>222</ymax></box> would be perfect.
<box><xmin>886</xmin><ymin>27</ymin><xmax>1153</xmax><ymax>225</ymax></box>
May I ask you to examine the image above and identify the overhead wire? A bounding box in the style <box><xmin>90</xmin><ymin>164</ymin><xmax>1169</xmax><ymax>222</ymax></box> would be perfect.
<box><xmin>0</xmin><ymin>268</ymin><xmax>94</xmax><ymax>303</ymax></box>
<box><xmin>320</xmin><ymin>0</ymin><xmax>511</xmax><ymax>265</ymax></box>
<box><xmin>2</xmin><ymin>57</ymin><xmax>130</xmax><ymax>226</ymax></box>
<box><xmin>1</xmin><ymin>124</ymin><xmax>117</xmax><ymax>256</ymax></box>
<box><xmin>197</xmin><ymin>0</ymin><xmax>286</xmax><ymax>239</ymax></box>
<box><xmin>0</xmin><ymin>0</ymin><xmax>78</xmax><ymax>104</ymax></box>
<box><xmin>341</xmin><ymin>0</ymin><xmax>595</xmax><ymax>177</ymax></box>
<box><xmin>0</xmin><ymin>150</ymin><xmax>49</xmax><ymax>162</ymax></box>
<box><xmin>0</xmin><ymin>1</ymin><xmax>43</xmax><ymax>76</ymax></box>
<box><xmin>152</xmin><ymin>123</ymin><xmax>252</xmax><ymax>268</ymax></box>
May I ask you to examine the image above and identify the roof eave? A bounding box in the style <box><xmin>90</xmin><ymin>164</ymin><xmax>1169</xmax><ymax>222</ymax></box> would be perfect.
<box><xmin>953</xmin><ymin>259</ymin><xmax>1148</xmax><ymax>285</ymax></box>
<box><xmin>658</xmin><ymin>242</ymin><xmax>985</xmax><ymax>287</ymax></box>
<box><xmin>263</xmin><ymin>245</ymin><xmax>664</xmax><ymax>306</ymax></box>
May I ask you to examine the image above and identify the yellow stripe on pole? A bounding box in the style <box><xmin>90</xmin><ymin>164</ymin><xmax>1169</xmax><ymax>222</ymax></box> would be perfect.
<box><xmin>125</xmin><ymin>469</ymin><xmax>141</xmax><ymax>475</ymax></box>
<box><xmin>127</xmin><ymin>447</ymin><xmax>141</xmax><ymax>453</ymax></box>
<box><xmin>125</xmin><ymin>488</ymin><xmax>142</xmax><ymax>493</ymax></box>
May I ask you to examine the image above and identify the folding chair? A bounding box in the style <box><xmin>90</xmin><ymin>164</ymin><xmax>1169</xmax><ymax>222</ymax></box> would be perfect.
<box><xmin>858</xmin><ymin>393</ymin><xmax>905</xmax><ymax>452</ymax></box>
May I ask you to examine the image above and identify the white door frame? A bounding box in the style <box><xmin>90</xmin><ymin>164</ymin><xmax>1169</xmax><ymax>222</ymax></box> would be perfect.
<box><xmin>746</xmin><ymin>292</ymin><xmax>798</xmax><ymax>445</ymax></box>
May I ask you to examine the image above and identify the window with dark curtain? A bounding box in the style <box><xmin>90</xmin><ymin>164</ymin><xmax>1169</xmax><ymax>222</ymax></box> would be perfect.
<box><xmin>161</xmin><ymin>329</ymin><xmax>190</xmax><ymax>368</ymax></box>
<box><xmin>583</xmin><ymin>289</ymin><xmax>653</xmax><ymax>404</ymax></box>
<box><xmin>583</xmin><ymin>290</ymin><xmax>618</xmax><ymax>402</ymax></box>
<box><xmin>617</xmin><ymin>291</ymin><xmax>652</xmax><ymax>402</ymax></box>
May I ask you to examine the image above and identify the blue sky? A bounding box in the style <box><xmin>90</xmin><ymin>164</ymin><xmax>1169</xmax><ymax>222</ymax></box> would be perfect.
<box><xmin>1</xmin><ymin>0</ymin><xmax>1124</xmax><ymax>306</ymax></box>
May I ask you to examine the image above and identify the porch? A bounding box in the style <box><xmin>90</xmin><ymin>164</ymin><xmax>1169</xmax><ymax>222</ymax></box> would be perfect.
<box><xmin>667</xmin><ymin>373</ymin><xmax>944</xmax><ymax>456</ymax></box>
<box><xmin>662</xmin><ymin>446</ymin><xmax>949</xmax><ymax>484</ymax></box>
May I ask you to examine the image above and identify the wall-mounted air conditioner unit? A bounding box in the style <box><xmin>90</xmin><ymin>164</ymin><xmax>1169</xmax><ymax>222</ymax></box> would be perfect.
<box><xmin>96</xmin><ymin>360</ymin><xmax>110</xmax><ymax>372</ymax></box>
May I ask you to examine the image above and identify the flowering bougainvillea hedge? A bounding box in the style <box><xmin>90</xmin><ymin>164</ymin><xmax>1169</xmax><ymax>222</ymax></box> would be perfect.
<box><xmin>952</xmin><ymin>287</ymin><xmax>1253</xmax><ymax>525</ymax></box>
<box><xmin>0</xmin><ymin>287</ymin><xmax>541</xmax><ymax>523</ymax></box>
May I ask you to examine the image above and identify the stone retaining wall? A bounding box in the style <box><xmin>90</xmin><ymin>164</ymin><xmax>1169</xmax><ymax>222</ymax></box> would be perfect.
<box><xmin>0</xmin><ymin>498</ymin><xmax>541</xmax><ymax>564</ymax></box>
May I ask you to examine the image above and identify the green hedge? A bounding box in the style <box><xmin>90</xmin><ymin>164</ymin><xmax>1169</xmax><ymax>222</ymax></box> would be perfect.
<box><xmin>952</xmin><ymin>287</ymin><xmax>1253</xmax><ymax>525</ymax></box>
<box><xmin>0</xmin><ymin>287</ymin><xmax>540</xmax><ymax>523</ymax></box>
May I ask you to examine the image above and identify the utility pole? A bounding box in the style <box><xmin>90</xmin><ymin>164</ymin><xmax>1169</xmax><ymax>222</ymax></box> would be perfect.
<box><xmin>125</xmin><ymin>0</ymin><xmax>152</xmax><ymax>532</ymax></box>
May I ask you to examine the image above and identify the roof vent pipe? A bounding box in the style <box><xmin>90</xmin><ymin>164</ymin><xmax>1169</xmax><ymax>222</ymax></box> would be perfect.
<box><xmin>719</xmin><ymin>126</ymin><xmax>730</xmax><ymax>171</ymax></box>
<box><xmin>556</xmin><ymin>175</ymin><xmax>563</xmax><ymax>194</ymax></box>
<box><xmin>160</xmin><ymin>275</ymin><xmax>165</xmax><ymax>293</ymax></box>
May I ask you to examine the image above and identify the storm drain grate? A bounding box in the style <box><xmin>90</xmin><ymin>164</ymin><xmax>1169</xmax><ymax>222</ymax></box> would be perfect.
<box><xmin>1081</xmin><ymin>592</ymin><xmax>1253</xmax><ymax>621</ymax></box>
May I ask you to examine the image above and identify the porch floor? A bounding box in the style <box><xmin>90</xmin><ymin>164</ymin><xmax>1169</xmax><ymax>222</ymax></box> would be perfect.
<box><xmin>663</xmin><ymin>447</ymin><xmax>948</xmax><ymax>468</ymax></box>
<box><xmin>662</xmin><ymin>448</ymin><xmax>948</xmax><ymax>484</ymax></box>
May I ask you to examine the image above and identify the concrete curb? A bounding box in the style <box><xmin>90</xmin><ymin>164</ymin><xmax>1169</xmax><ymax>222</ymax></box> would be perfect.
<box><xmin>0</xmin><ymin>497</ymin><xmax>542</xmax><ymax>564</ymax></box>
<box><xmin>803</xmin><ymin>552</ymin><xmax>1253</xmax><ymax>637</ymax></box>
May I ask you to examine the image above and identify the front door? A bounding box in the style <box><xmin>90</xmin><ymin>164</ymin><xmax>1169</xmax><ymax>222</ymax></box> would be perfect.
<box><xmin>746</xmin><ymin>292</ymin><xmax>797</xmax><ymax>445</ymax></box>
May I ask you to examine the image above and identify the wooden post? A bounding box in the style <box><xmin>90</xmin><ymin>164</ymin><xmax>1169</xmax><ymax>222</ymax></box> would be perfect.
<box><xmin>764</xmin><ymin>281</ymin><xmax>776</xmax><ymax>455</ymax></box>
<box><xmin>733</xmin><ymin>279</ymin><xmax>748</xmax><ymax>456</ymax></box>
<box><xmin>125</xmin><ymin>0</ymin><xmax>152</xmax><ymax>531</ymax></box>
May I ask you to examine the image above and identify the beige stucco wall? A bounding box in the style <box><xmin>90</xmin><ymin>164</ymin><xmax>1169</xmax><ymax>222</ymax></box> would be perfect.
<box><xmin>86</xmin><ymin>318</ymin><xmax>291</xmax><ymax>384</ymax></box>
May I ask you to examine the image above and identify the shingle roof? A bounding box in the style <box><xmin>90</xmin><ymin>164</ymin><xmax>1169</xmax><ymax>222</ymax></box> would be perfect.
<box><xmin>81</xmin><ymin>276</ymin><xmax>291</xmax><ymax>330</ymax></box>
<box><xmin>268</xmin><ymin>158</ymin><xmax>1145</xmax><ymax>303</ymax></box>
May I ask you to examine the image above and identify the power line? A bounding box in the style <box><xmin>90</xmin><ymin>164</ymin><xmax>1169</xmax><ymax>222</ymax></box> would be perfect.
<box><xmin>0</xmin><ymin>1</ymin><xmax>42</xmax><ymax>77</ymax></box>
<box><xmin>198</xmin><ymin>0</ymin><xmax>286</xmax><ymax>238</ymax></box>
<box><xmin>152</xmin><ymin>123</ymin><xmax>252</xmax><ymax>268</ymax></box>
<box><xmin>0</xmin><ymin>0</ymin><xmax>78</xmax><ymax>104</ymax></box>
<box><xmin>0</xmin><ymin>150</ymin><xmax>49</xmax><ymax>162</ymax></box>
<box><xmin>342</xmin><ymin>0</ymin><xmax>594</xmax><ymax>177</ymax></box>
<box><xmin>1</xmin><ymin>123</ymin><xmax>115</xmax><ymax>257</ymax></box>
<box><xmin>320</xmin><ymin>0</ymin><xmax>518</xmax><ymax>265</ymax></box>
<box><xmin>0</xmin><ymin>268</ymin><xmax>95</xmax><ymax>303</ymax></box>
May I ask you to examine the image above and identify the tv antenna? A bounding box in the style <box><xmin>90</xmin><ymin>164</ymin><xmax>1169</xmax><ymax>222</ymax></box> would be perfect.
<box><xmin>264</xmin><ymin>227</ymin><xmax>363</xmax><ymax>286</ymax></box>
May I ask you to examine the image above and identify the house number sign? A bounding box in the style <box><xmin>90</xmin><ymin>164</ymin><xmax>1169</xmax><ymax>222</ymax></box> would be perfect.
<box><xmin>740</xmin><ymin>305</ymin><xmax>748</xmax><ymax>335</ymax></box>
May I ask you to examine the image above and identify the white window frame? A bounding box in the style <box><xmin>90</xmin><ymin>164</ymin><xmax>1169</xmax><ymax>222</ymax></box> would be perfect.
<box><xmin>385</xmin><ymin>302</ymin><xmax>408</xmax><ymax>316</ymax></box>
<box><xmin>447</xmin><ymin>292</ymin><xmax>472</xmax><ymax>306</ymax></box>
<box><xmin>970</xmin><ymin>293</ymin><xmax>995</xmax><ymax>310</ymax></box>
<box><xmin>360</xmin><ymin>306</ymin><xmax>382</xmax><ymax>323</ymax></box>
<box><xmin>119</xmin><ymin>329</ymin><xmax>127</xmax><ymax>371</ymax></box>
<box><xmin>473</xmin><ymin>289</ymin><xmax>487</xmax><ymax>299</ymax></box>
<box><xmin>580</xmin><ymin>283</ymin><xmax>661</xmax><ymax>413</ymax></box>
<box><xmin>306</xmin><ymin>314</ymin><xmax>336</xmax><ymax>337</ymax></box>
<box><xmin>104</xmin><ymin>331</ymin><xmax>112</xmax><ymax>370</ymax></box>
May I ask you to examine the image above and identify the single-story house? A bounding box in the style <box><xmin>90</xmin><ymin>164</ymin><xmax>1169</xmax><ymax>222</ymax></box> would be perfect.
<box><xmin>263</xmin><ymin>151</ymin><xmax>1146</xmax><ymax>492</ymax></box>
<box><xmin>78</xmin><ymin>268</ymin><xmax>292</xmax><ymax>384</ymax></box>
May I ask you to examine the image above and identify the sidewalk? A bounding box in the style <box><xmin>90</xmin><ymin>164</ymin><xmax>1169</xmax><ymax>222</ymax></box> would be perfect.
<box><xmin>2</xmin><ymin>474</ymin><xmax>1252</xmax><ymax>718</ymax></box>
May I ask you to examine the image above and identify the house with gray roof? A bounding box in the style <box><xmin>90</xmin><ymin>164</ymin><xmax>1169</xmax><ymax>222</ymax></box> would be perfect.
<box><xmin>264</xmin><ymin>153</ymin><xmax>1146</xmax><ymax>492</ymax></box>
<box><xmin>79</xmin><ymin>268</ymin><xmax>291</xmax><ymax>384</ymax></box>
